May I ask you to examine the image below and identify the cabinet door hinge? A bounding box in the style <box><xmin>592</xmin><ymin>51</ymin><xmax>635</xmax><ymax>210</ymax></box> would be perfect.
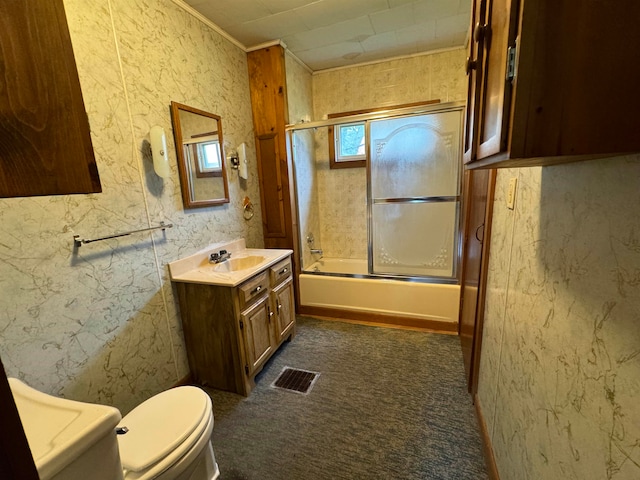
<box><xmin>506</xmin><ymin>39</ymin><xmax>518</xmax><ymax>82</ymax></box>
<box><xmin>245</xmin><ymin>364</ymin><xmax>249</xmax><ymax>375</ymax></box>
<box><xmin>239</xmin><ymin>320</ymin><xmax>244</xmax><ymax>330</ymax></box>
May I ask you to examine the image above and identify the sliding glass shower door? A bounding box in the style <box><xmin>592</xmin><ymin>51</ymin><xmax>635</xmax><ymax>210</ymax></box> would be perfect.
<box><xmin>368</xmin><ymin>109</ymin><xmax>462</xmax><ymax>278</ymax></box>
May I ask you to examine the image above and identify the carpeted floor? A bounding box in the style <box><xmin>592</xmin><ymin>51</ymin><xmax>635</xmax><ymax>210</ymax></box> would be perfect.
<box><xmin>204</xmin><ymin>316</ymin><xmax>489</xmax><ymax>480</ymax></box>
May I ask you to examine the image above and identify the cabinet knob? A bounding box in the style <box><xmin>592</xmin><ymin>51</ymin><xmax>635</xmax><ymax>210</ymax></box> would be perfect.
<box><xmin>465</xmin><ymin>57</ymin><xmax>477</xmax><ymax>75</ymax></box>
<box><xmin>473</xmin><ymin>22</ymin><xmax>487</xmax><ymax>43</ymax></box>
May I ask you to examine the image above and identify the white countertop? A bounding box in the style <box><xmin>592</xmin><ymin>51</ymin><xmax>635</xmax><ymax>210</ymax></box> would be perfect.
<box><xmin>168</xmin><ymin>238</ymin><xmax>292</xmax><ymax>287</ymax></box>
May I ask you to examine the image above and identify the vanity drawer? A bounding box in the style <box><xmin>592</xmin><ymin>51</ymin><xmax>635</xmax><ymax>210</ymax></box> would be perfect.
<box><xmin>270</xmin><ymin>257</ymin><xmax>292</xmax><ymax>286</ymax></box>
<box><xmin>238</xmin><ymin>271</ymin><xmax>269</xmax><ymax>309</ymax></box>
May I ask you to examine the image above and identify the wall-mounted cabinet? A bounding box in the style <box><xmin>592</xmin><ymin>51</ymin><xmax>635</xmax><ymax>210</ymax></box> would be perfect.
<box><xmin>0</xmin><ymin>0</ymin><xmax>101</xmax><ymax>197</ymax></box>
<box><xmin>464</xmin><ymin>0</ymin><xmax>640</xmax><ymax>169</ymax></box>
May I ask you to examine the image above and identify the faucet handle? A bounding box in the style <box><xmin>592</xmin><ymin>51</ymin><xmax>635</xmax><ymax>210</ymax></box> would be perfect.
<box><xmin>220</xmin><ymin>249</ymin><xmax>228</xmax><ymax>255</ymax></box>
<box><xmin>210</xmin><ymin>253</ymin><xmax>219</xmax><ymax>262</ymax></box>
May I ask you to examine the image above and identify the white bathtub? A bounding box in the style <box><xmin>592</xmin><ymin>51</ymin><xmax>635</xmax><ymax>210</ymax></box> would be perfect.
<box><xmin>299</xmin><ymin>258</ymin><xmax>460</xmax><ymax>330</ymax></box>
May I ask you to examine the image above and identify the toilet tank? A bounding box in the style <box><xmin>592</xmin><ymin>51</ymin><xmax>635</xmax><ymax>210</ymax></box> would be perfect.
<box><xmin>9</xmin><ymin>378</ymin><xmax>124</xmax><ymax>480</ymax></box>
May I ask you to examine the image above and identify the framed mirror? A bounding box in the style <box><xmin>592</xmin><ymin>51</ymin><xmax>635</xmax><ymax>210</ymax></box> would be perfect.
<box><xmin>170</xmin><ymin>101</ymin><xmax>230</xmax><ymax>208</ymax></box>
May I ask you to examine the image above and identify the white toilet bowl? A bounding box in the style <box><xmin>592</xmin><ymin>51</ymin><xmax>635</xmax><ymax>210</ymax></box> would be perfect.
<box><xmin>118</xmin><ymin>385</ymin><xmax>219</xmax><ymax>480</ymax></box>
<box><xmin>9</xmin><ymin>378</ymin><xmax>220</xmax><ymax>480</ymax></box>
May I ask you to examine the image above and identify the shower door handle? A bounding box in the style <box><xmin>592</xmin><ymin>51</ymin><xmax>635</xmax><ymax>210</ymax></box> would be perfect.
<box><xmin>475</xmin><ymin>223</ymin><xmax>485</xmax><ymax>243</ymax></box>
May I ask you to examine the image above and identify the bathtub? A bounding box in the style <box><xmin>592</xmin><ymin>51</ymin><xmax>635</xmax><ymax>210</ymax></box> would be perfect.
<box><xmin>298</xmin><ymin>258</ymin><xmax>460</xmax><ymax>332</ymax></box>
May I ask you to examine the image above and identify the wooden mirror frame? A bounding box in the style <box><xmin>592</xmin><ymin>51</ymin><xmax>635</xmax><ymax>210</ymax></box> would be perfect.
<box><xmin>170</xmin><ymin>102</ymin><xmax>230</xmax><ymax>208</ymax></box>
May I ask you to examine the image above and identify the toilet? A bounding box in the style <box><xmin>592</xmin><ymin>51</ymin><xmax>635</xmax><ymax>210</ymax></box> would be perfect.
<box><xmin>9</xmin><ymin>378</ymin><xmax>220</xmax><ymax>480</ymax></box>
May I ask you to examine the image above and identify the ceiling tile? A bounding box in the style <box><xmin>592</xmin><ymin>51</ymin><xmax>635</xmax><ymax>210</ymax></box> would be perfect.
<box><xmin>181</xmin><ymin>0</ymin><xmax>471</xmax><ymax>70</ymax></box>
<box><xmin>185</xmin><ymin>0</ymin><xmax>272</xmax><ymax>26</ymax></box>
<box><xmin>295</xmin><ymin>41</ymin><xmax>365</xmax><ymax>70</ymax></box>
<box><xmin>258</xmin><ymin>0</ymin><xmax>321</xmax><ymax>15</ymax></box>
<box><xmin>239</xmin><ymin>10</ymin><xmax>310</xmax><ymax>44</ymax></box>
<box><xmin>295</xmin><ymin>0</ymin><xmax>388</xmax><ymax>30</ymax></box>
<box><xmin>413</xmin><ymin>0</ymin><xmax>460</xmax><ymax>20</ymax></box>
<box><xmin>283</xmin><ymin>16</ymin><xmax>375</xmax><ymax>52</ymax></box>
<box><xmin>369</xmin><ymin>3</ymin><xmax>415</xmax><ymax>35</ymax></box>
<box><xmin>435</xmin><ymin>12</ymin><xmax>470</xmax><ymax>39</ymax></box>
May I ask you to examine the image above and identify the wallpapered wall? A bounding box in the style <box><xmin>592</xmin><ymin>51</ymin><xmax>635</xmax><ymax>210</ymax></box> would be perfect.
<box><xmin>311</xmin><ymin>49</ymin><xmax>467</xmax><ymax>259</ymax></box>
<box><xmin>283</xmin><ymin>52</ymin><xmax>317</xmax><ymax>270</ymax></box>
<box><xmin>0</xmin><ymin>0</ymin><xmax>263</xmax><ymax>414</ymax></box>
<box><xmin>478</xmin><ymin>156</ymin><xmax>640</xmax><ymax>479</ymax></box>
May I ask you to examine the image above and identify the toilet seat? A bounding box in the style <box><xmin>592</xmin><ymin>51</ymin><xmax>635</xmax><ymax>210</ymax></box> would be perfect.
<box><xmin>117</xmin><ymin>386</ymin><xmax>213</xmax><ymax>479</ymax></box>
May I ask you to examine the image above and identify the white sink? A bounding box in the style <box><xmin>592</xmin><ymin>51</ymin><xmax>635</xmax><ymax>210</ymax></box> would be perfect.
<box><xmin>9</xmin><ymin>378</ymin><xmax>123</xmax><ymax>480</ymax></box>
<box><xmin>211</xmin><ymin>255</ymin><xmax>265</xmax><ymax>272</ymax></box>
<box><xmin>168</xmin><ymin>238</ymin><xmax>293</xmax><ymax>287</ymax></box>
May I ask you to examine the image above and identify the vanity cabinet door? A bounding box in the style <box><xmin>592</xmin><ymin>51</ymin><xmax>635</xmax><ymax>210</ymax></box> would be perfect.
<box><xmin>272</xmin><ymin>278</ymin><xmax>295</xmax><ymax>343</ymax></box>
<box><xmin>240</xmin><ymin>295</ymin><xmax>274</xmax><ymax>375</ymax></box>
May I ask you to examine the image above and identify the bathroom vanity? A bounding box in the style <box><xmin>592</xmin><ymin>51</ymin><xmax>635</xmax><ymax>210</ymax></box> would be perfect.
<box><xmin>169</xmin><ymin>240</ymin><xmax>295</xmax><ymax>396</ymax></box>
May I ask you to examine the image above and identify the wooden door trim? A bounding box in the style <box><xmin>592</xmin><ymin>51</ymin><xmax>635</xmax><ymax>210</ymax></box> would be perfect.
<box><xmin>469</xmin><ymin>169</ymin><xmax>497</xmax><ymax>395</ymax></box>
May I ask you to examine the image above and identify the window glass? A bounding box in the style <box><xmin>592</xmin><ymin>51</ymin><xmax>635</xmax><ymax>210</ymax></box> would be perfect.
<box><xmin>336</xmin><ymin>123</ymin><xmax>365</xmax><ymax>161</ymax></box>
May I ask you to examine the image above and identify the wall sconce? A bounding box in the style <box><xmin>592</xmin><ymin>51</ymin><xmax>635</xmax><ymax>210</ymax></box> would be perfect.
<box><xmin>150</xmin><ymin>125</ymin><xmax>171</xmax><ymax>178</ymax></box>
<box><xmin>227</xmin><ymin>149</ymin><xmax>239</xmax><ymax>169</ymax></box>
<box><xmin>227</xmin><ymin>143</ymin><xmax>248</xmax><ymax>180</ymax></box>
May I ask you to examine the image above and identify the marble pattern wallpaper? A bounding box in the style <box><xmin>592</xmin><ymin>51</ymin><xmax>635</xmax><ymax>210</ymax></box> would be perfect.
<box><xmin>311</xmin><ymin>49</ymin><xmax>467</xmax><ymax>259</ymax></box>
<box><xmin>0</xmin><ymin>0</ymin><xmax>263</xmax><ymax>414</ymax></box>
<box><xmin>477</xmin><ymin>155</ymin><xmax>640</xmax><ymax>479</ymax></box>
<box><xmin>284</xmin><ymin>52</ymin><xmax>318</xmax><ymax>270</ymax></box>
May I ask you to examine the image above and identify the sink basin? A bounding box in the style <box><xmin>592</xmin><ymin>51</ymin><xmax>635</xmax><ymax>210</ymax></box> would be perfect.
<box><xmin>212</xmin><ymin>255</ymin><xmax>265</xmax><ymax>272</ymax></box>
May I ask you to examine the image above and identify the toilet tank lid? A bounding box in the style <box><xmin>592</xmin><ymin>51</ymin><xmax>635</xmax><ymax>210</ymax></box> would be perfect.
<box><xmin>117</xmin><ymin>385</ymin><xmax>210</xmax><ymax>472</ymax></box>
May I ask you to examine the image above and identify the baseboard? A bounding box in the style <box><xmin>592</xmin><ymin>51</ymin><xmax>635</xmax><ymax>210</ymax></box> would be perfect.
<box><xmin>298</xmin><ymin>305</ymin><xmax>458</xmax><ymax>334</ymax></box>
<box><xmin>474</xmin><ymin>394</ymin><xmax>500</xmax><ymax>480</ymax></box>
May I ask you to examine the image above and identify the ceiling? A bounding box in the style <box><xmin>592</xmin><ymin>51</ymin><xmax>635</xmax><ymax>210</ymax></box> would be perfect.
<box><xmin>182</xmin><ymin>0</ymin><xmax>471</xmax><ymax>71</ymax></box>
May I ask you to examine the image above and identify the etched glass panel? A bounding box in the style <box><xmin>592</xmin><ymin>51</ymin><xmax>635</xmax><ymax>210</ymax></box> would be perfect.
<box><xmin>370</xmin><ymin>111</ymin><xmax>461</xmax><ymax>200</ymax></box>
<box><xmin>372</xmin><ymin>202</ymin><xmax>458</xmax><ymax>277</ymax></box>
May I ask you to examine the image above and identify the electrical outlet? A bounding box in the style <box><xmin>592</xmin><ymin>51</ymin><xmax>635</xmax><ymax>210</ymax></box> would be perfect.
<box><xmin>507</xmin><ymin>177</ymin><xmax>517</xmax><ymax>209</ymax></box>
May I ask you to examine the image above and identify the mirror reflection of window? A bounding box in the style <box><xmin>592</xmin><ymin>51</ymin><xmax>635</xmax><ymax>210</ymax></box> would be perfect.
<box><xmin>198</xmin><ymin>141</ymin><xmax>221</xmax><ymax>172</ymax></box>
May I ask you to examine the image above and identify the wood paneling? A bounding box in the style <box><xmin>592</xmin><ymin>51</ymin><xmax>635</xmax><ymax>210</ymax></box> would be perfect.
<box><xmin>247</xmin><ymin>46</ymin><xmax>294</xmax><ymax>249</ymax></box>
<box><xmin>465</xmin><ymin>0</ymin><xmax>640</xmax><ymax>168</ymax></box>
<box><xmin>0</xmin><ymin>0</ymin><xmax>101</xmax><ymax>197</ymax></box>
<box><xmin>255</xmin><ymin>134</ymin><xmax>286</xmax><ymax>237</ymax></box>
<box><xmin>459</xmin><ymin>169</ymin><xmax>496</xmax><ymax>394</ymax></box>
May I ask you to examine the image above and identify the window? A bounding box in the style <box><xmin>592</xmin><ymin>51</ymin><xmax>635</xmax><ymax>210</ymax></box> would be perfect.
<box><xmin>328</xmin><ymin>122</ymin><xmax>366</xmax><ymax>169</ymax></box>
<box><xmin>336</xmin><ymin>122</ymin><xmax>366</xmax><ymax>161</ymax></box>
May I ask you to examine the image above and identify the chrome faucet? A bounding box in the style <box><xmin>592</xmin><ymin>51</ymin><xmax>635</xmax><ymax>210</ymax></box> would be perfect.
<box><xmin>307</xmin><ymin>233</ymin><xmax>323</xmax><ymax>256</ymax></box>
<box><xmin>209</xmin><ymin>249</ymin><xmax>232</xmax><ymax>263</ymax></box>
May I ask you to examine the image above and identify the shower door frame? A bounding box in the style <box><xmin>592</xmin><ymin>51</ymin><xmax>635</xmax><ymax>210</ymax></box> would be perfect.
<box><xmin>286</xmin><ymin>101</ymin><xmax>466</xmax><ymax>285</ymax></box>
<box><xmin>366</xmin><ymin>104</ymin><xmax>466</xmax><ymax>281</ymax></box>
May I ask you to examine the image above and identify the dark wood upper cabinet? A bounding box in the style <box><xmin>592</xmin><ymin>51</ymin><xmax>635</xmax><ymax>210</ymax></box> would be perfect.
<box><xmin>0</xmin><ymin>0</ymin><xmax>101</xmax><ymax>198</ymax></box>
<box><xmin>465</xmin><ymin>0</ymin><xmax>640</xmax><ymax>168</ymax></box>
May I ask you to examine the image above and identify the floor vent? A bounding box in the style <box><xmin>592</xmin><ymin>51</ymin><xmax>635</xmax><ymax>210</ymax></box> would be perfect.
<box><xmin>271</xmin><ymin>367</ymin><xmax>320</xmax><ymax>395</ymax></box>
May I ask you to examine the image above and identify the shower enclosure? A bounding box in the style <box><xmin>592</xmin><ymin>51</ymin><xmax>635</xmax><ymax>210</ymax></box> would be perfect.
<box><xmin>288</xmin><ymin>102</ymin><xmax>464</xmax><ymax>329</ymax></box>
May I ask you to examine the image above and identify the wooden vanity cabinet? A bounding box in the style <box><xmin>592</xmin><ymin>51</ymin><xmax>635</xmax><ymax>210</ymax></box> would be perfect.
<box><xmin>464</xmin><ymin>0</ymin><xmax>640</xmax><ymax>168</ymax></box>
<box><xmin>175</xmin><ymin>255</ymin><xmax>295</xmax><ymax>396</ymax></box>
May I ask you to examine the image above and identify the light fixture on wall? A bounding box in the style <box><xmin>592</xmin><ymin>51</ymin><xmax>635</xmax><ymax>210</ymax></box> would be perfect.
<box><xmin>226</xmin><ymin>143</ymin><xmax>248</xmax><ymax>180</ymax></box>
<box><xmin>150</xmin><ymin>125</ymin><xmax>171</xmax><ymax>178</ymax></box>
